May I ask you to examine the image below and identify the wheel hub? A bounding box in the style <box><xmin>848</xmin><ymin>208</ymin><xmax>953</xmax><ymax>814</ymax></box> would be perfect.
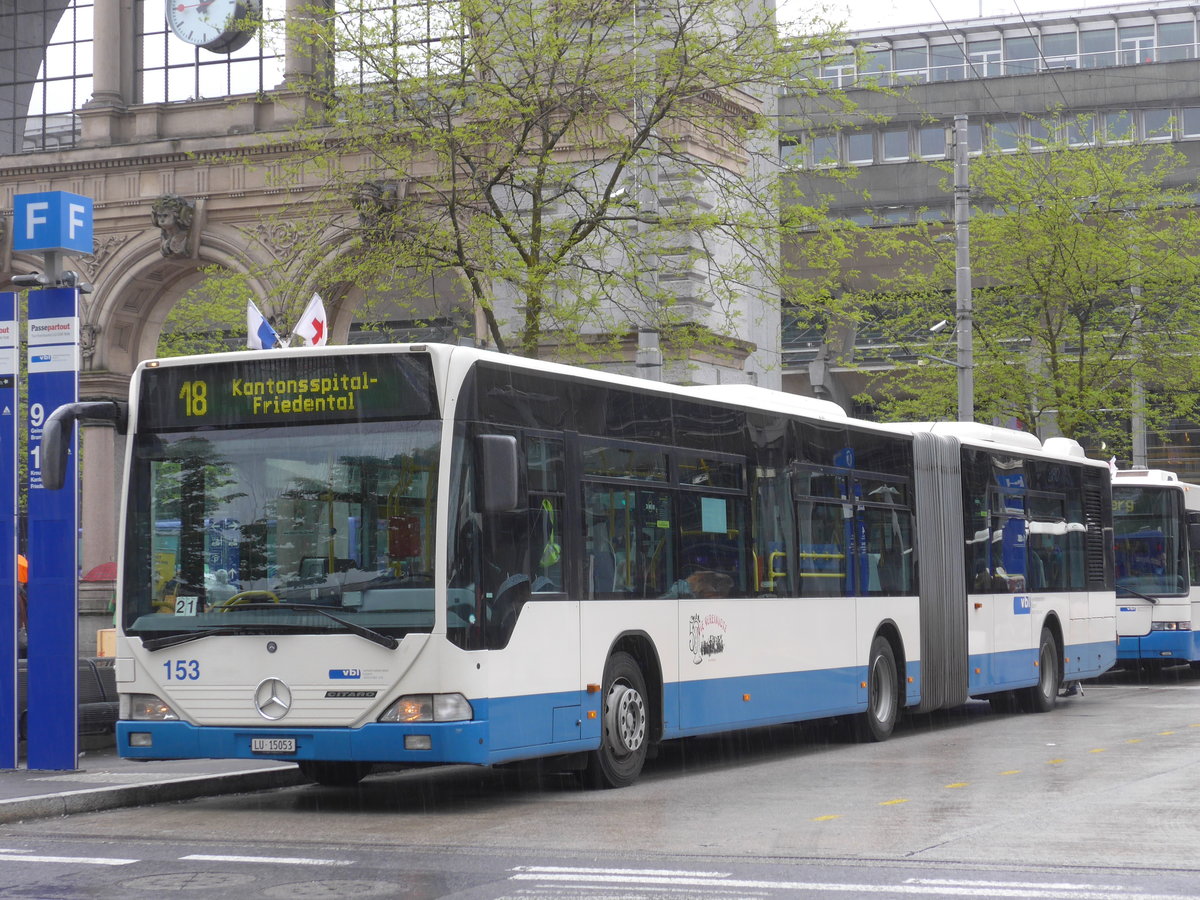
<box><xmin>605</xmin><ymin>682</ymin><xmax>646</xmax><ymax>755</ymax></box>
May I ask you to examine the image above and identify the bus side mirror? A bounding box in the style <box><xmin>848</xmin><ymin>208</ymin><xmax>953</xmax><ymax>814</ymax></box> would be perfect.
<box><xmin>41</xmin><ymin>401</ymin><xmax>128</xmax><ymax>491</ymax></box>
<box><xmin>476</xmin><ymin>434</ymin><xmax>519</xmax><ymax>513</ymax></box>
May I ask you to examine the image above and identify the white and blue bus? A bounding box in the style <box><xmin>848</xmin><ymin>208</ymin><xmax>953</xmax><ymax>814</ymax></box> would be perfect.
<box><xmin>45</xmin><ymin>344</ymin><xmax>1117</xmax><ymax>787</ymax></box>
<box><xmin>1112</xmin><ymin>468</ymin><xmax>1200</xmax><ymax>666</ymax></box>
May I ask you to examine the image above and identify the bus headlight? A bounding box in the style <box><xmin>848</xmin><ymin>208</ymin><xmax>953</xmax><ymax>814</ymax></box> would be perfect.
<box><xmin>379</xmin><ymin>693</ymin><xmax>472</xmax><ymax>723</ymax></box>
<box><xmin>1151</xmin><ymin>622</ymin><xmax>1191</xmax><ymax>631</ymax></box>
<box><xmin>128</xmin><ymin>694</ymin><xmax>180</xmax><ymax>721</ymax></box>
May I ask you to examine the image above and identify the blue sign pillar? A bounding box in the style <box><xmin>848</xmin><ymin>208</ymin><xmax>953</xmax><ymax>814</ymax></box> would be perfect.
<box><xmin>26</xmin><ymin>289</ymin><xmax>80</xmax><ymax>770</ymax></box>
<box><xmin>0</xmin><ymin>294</ymin><xmax>17</xmax><ymax>769</ymax></box>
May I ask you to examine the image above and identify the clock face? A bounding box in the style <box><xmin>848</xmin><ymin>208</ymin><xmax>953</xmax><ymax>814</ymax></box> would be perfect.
<box><xmin>166</xmin><ymin>0</ymin><xmax>259</xmax><ymax>53</ymax></box>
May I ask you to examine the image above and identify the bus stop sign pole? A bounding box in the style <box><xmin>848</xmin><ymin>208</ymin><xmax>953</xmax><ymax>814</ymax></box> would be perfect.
<box><xmin>26</xmin><ymin>288</ymin><xmax>81</xmax><ymax>771</ymax></box>
<box><xmin>14</xmin><ymin>190</ymin><xmax>91</xmax><ymax>772</ymax></box>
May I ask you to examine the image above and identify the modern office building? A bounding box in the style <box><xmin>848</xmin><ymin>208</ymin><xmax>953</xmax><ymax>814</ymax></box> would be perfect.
<box><xmin>779</xmin><ymin>0</ymin><xmax>1200</xmax><ymax>477</ymax></box>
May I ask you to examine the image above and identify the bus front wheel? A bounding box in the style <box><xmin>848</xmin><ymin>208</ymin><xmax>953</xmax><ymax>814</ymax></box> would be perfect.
<box><xmin>1021</xmin><ymin>627</ymin><xmax>1060</xmax><ymax>713</ymax></box>
<box><xmin>584</xmin><ymin>651</ymin><xmax>649</xmax><ymax>789</ymax></box>
<box><xmin>856</xmin><ymin>635</ymin><xmax>899</xmax><ymax>742</ymax></box>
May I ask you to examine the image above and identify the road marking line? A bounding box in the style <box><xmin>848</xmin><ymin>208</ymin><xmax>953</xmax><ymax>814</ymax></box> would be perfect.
<box><xmin>181</xmin><ymin>854</ymin><xmax>353</xmax><ymax>866</ymax></box>
<box><xmin>513</xmin><ymin>867</ymin><xmax>731</xmax><ymax>878</ymax></box>
<box><xmin>1089</xmin><ymin>748</ymin><xmax>1105</xmax><ymax>753</ymax></box>
<box><xmin>0</xmin><ymin>853</ymin><xmax>137</xmax><ymax>866</ymax></box>
<box><xmin>1047</xmin><ymin>759</ymin><xmax>1065</xmax><ymax>765</ymax></box>
<box><xmin>811</xmin><ymin>814</ymin><xmax>841</xmax><ymax>821</ymax></box>
<box><xmin>1158</xmin><ymin>731</ymin><xmax>1176</xmax><ymax>736</ymax></box>
<box><xmin>1000</xmin><ymin>769</ymin><xmax>1021</xmax><ymax>775</ymax></box>
<box><xmin>1127</xmin><ymin>738</ymin><xmax>1143</xmax><ymax>743</ymax></box>
<box><xmin>880</xmin><ymin>798</ymin><xmax>909</xmax><ymax>806</ymax></box>
<box><xmin>944</xmin><ymin>782</ymin><xmax>969</xmax><ymax>789</ymax></box>
<box><xmin>510</xmin><ymin>868</ymin><xmax>1200</xmax><ymax>898</ymax></box>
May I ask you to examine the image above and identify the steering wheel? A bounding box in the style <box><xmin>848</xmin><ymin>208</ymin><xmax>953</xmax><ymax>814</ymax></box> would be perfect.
<box><xmin>216</xmin><ymin>590</ymin><xmax>280</xmax><ymax>611</ymax></box>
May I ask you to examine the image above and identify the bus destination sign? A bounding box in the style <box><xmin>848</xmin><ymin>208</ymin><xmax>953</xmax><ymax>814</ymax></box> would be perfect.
<box><xmin>139</xmin><ymin>353</ymin><xmax>436</xmax><ymax>430</ymax></box>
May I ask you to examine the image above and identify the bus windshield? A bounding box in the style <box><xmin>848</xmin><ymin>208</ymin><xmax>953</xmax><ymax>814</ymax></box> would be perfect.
<box><xmin>1113</xmin><ymin>486</ymin><xmax>1187</xmax><ymax>597</ymax></box>
<box><xmin>123</xmin><ymin>420</ymin><xmax>441</xmax><ymax>639</ymax></box>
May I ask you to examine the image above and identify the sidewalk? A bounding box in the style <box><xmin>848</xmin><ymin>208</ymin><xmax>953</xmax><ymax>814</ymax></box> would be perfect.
<box><xmin>0</xmin><ymin>743</ymin><xmax>308</xmax><ymax>824</ymax></box>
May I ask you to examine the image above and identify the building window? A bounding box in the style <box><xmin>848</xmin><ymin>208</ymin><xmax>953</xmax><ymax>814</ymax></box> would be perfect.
<box><xmin>1143</xmin><ymin>108</ymin><xmax>1173</xmax><ymax>140</ymax></box>
<box><xmin>811</xmin><ymin>133</ymin><xmax>839</xmax><ymax>167</ymax></box>
<box><xmin>930</xmin><ymin>41</ymin><xmax>965</xmax><ymax>81</ymax></box>
<box><xmin>859</xmin><ymin>48</ymin><xmax>891</xmax><ymax>84</ymax></box>
<box><xmin>882</xmin><ymin>129</ymin><xmax>909</xmax><ymax>161</ymax></box>
<box><xmin>3</xmin><ymin>0</ymin><xmax>93</xmax><ymax>154</ymax></box>
<box><xmin>967</xmin><ymin>39</ymin><xmax>1001</xmax><ymax>77</ymax></box>
<box><xmin>918</xmin><ymin>126</ymin><xmax>945</xmax><ymax>159</ymax></box>
<box><xmin>1158</xmin><ymin>21</ymin><xmax>1195</xmax><ymax>62</ymax></box>
<box><xmin>1118</xmin><ymin>24</ymin><xmax>1154</xmax><ymax>65</ymax></box>
<box><xmin>138</xmin><ymin>0</ymin><xmax>283</xmax><ymax>104</ymax></box>
<box><xmin>1081</xmin><ymin>28</ymin><xmax>1116</xmax><ymax>68</ymax></box>
<box><xmin>1066</xmin><ymin>115</ymin><xmax>1095</xmax><ymax>147</ymax></box>
<box><xmin>1040</xmin><ymin>31</ymin><xmax>1078</xmax><ymax>69</ymax></box>
<box><xmin>847</xmin><ymin>131</ymin><xmax>874</xmax><ymax>165</ymax></box>
<box><xmin>1103</xmin><ymin>110</ymin><xmax>1134</xmax><ymax>143</ymax></box>
<box><xmin>1028</xmin><ymin>118</ymin><xmax>1053</xmax><ymax>148</ymax></box>
<box><xmin>821</xmin><ymin>62</ymin><xmax>857</xmax><ymax>88</ymax></box>
<box><xmin>1004</xmin><ymin>36</ymin><xmax>1038</xmax><ymax>75</ymax></box>
<box><xmin>1181</xmin><ymin>107</ymin><xmax>1200</xmax><ymax>138</ymax></box>
<box><xmin>989</xmin><ymin>120</ymin><xmax>1020</xmax><ymax>152</ymax></box>
<box><xmin>893</xmin><ymin>46</ymin><xmax>928</xmax><ymax>83</ymax></box>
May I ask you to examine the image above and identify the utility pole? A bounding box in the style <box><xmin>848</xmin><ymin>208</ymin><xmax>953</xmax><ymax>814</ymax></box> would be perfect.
<box><xmin>953</xmin><ymin>114</ymin><xmax>974</xmax><ymax>423</ymax></box>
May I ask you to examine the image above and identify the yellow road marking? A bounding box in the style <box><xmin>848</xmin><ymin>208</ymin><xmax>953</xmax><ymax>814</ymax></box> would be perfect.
<box><xmin>1159</xmin><ymin>731</ymin><xmax>1176</xmax><ymax>736</ymax></box>
<box><xmin>945</xmin><ymin>782</ymin><xmax>968</xmax><ymax>789</ymax></box>
<box><xmin>880</xmin><ymin>798</ymin><xmax>909</xmax><ymax>806</ymax></box>
<box><xmin>812</xmin><ymin>814</ymin><xmax>841</xmax><ymax>822</ymax></box>
<box><xmin>1047</xmin><ymin>758</ymin><xmax>1065</xmax><ymax>765</ymax></box>
<box><xmin>1089</xmin><ymin>748</ymin><xmax>1105</xmax><ymax>754</ymax></box>
<box><xmin>1000</xmin><ymin>770</ymin><xmax>1021</xmax><ymax>775</ymax></box>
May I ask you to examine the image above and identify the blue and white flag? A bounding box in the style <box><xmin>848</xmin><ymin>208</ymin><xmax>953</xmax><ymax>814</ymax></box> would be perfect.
<box><xmin>246</xmin><ymin>299</ymin><xmax>281</xmax><ymax>350</ymax></box>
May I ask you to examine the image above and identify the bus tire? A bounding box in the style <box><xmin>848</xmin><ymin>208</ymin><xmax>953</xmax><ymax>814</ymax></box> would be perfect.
<box><xmin>1021</xmin><ymin>627</ymin><xmax>1060</xmax><ymax>714</ymax></box>
<box><xmin>298</xmin><ymin>760</ymin><xmax>373</xmax><ymax>787</ymax></box>
<box><xmin>584</xmin><ymin>651</ymin><xmax>649</xmax><ymax>789</ymax></box>
<box><xmin>856</xmin><ymin>635</ymin><xmax>899</xmax><ymax>742</ymax></box>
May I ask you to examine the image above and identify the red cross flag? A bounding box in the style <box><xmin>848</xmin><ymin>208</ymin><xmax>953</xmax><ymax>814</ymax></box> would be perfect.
<box><xmin>293</xmin><ymin>293</ymin><xmax>328</xmax><ymax>347</ymax></box>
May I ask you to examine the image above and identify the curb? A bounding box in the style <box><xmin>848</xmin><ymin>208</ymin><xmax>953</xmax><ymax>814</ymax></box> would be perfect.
<box><xmin>0</xmin><ymin>765</ymin><xmax>309</xmax><ymax>824</ymax></box>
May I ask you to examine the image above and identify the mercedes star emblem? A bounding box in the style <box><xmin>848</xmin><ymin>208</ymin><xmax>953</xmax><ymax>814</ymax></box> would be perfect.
<box><xmin>254</xmin><ymin>677</ymin><xmax>292</xmax><ymax>720</ymax></box>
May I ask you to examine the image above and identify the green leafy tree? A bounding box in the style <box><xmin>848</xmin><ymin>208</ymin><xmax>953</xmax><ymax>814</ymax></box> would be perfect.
<box><xmin>790</xmin><ymin>119</ymin><xmax>1200</xmax><ymax>456</ymax></box>
<box><xmin>196</xmin><ymin>0</ymin><xmax>858</xmax><ymax>361</ymax></box>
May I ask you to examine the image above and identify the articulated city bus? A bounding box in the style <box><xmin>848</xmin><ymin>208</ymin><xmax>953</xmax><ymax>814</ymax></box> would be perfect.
<box><xmin>45</xmin><ymin>344</ymin><xmax>1116</xmax><ymax>787</ymax></box>
<box><xmin>1112</xmin><ymin>468</ymin><xmax>1200</xmax><ymax>667</ymax></box>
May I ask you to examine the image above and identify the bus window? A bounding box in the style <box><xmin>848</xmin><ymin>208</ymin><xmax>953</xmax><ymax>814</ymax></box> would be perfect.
<box><xmin>678</xmin><ymin>492</ymin><xmax>747</xmax><ymax>597</ymax></box>
<box><xmin>796</xmin><ymin>499</ymin><xmax>847</xmax><ymax>596</ymax></box>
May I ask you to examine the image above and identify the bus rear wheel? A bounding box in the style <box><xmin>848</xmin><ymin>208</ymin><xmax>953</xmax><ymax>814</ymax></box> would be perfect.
<box><xmin>856</xmin><ymin>635</ymin><xmax>899</xmax><ymax>742</ymax></box>
<box><xmin>584</xmin><ymin>651</ymin><xmax>649</xmax><ymax>789</ymax></box>
<box><xmin>298</xmin><ymin>760</ymin><xmax>373</xmax><ymax>787</ymax></box>
<box><xmin>1020</xmin><ymin>627</ymin><xmax>1060</xmax><ymax>713</ymax></box>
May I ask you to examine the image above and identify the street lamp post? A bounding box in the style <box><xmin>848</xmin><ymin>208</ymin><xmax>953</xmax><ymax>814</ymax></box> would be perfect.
<box><xmin>953</xmin><ymin>114</ymin><xmax>974</xmax><ymax>423</ymax></box>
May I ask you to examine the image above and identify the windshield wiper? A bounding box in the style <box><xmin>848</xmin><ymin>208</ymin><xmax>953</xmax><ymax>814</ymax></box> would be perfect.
<box><xmin>224</xmin><ymin>602</ymin><xmax>399</xmax><ymax>649</ymax></box>
<box><xmin>141</xmin><ymin>624</ymin><xmax>291</xmax><ymax>651</ymax></box>
<box><xmin>1117</xmin><ymin>585</ymin><xmax>1159</xmax><ymax>605</ymax></box>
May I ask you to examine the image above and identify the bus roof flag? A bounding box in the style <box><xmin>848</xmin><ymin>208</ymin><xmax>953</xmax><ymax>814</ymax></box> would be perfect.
<box><xmin>246</xmin><ymin>300</ymin><xmax>281</xmax><ymax>350</ymax></box>
<box><xmin>293</xmin><ymin>293</ymin><xmax>328</xmax><ymax>347</ymax></box>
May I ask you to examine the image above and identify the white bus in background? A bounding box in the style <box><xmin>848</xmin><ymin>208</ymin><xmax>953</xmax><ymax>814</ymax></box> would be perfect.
<box><xmin>1112</xmin><ymin>468</ymin><xmax>1200</xmax><ymax>668</ymax></box>
<box><xmin>44</xmin><ymin>344</ymin><xmax>1117</xmax><ymax>788</ymax></box>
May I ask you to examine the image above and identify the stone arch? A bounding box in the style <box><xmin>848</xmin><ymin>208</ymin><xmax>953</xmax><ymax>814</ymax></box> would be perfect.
<box><xmin>91</xmin><ymin>223</ymin><xmax>279</xmax><ymax>372</ymax></box>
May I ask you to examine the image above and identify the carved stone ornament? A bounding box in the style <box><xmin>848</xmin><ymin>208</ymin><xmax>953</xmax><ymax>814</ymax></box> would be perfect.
<box><xmin>351</xmin><ymin>180</ymin><xmax>407</xmax><ymax>231</ymax></box>
<box><xmin>151</xmin><ymin>194</ymin><xmax>197</xmax><ymax>258</ymax></box>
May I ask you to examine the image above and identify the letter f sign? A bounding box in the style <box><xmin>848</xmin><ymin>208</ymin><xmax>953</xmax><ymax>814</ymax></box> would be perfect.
<box><xmin>24</xmin><ymin>203</ymin><xmax>48</xmax><ymax>242</ymax></box>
